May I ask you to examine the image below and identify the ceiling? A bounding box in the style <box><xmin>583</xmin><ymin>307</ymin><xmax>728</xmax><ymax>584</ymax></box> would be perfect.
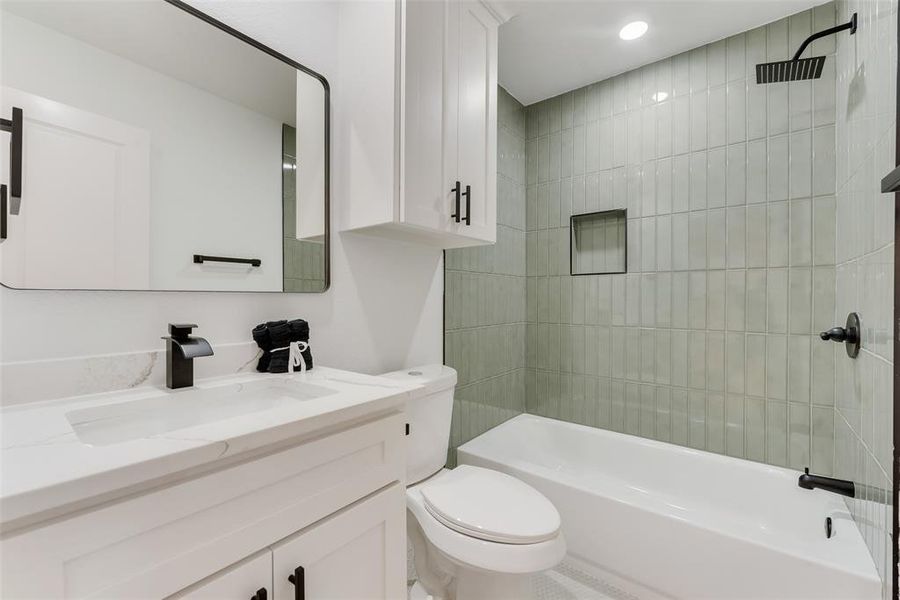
<box><xmin>494</xmin><ymin>0</ymin><xmax>828</xmax><ymax>105</ymax></box>
<box><xmin>3</xmin><ymin>1</ymin><xmax>301</xmax><ymax>124</ymax></box>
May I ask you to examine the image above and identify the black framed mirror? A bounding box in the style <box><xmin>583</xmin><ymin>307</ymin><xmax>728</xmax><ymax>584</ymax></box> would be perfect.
<box><xmin>0</xmin><ymin>0</ymin><xmax>329</xmax><ymax>293</ymax></box>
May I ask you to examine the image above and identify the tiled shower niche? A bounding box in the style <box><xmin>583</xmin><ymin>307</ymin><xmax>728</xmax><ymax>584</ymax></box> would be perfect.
<box><xmin>570</xmin><ymin>210</ymin><xmax>627</xmax><ymax>275</ymax></box>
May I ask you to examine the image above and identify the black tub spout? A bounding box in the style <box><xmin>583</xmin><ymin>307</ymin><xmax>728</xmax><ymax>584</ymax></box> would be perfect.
<box><xmin>798</xmin><ymin>468</ymin><xmax>855</xmax><ymax>498</ymax></box>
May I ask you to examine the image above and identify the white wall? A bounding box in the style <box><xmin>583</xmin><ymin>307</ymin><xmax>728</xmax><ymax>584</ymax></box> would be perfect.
<box><xmin>0</xmin><ymin>0</ymin><xmax>444</xmax><ymax>404</ymax></box>
<box><xmin>2</xmin><ymin>11</ymin><xmax>284</xmax><ymax>291</ymax></box>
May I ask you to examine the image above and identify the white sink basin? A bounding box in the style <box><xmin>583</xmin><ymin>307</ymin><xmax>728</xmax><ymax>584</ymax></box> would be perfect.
<box><xmin>65</xmin><ymin>379</ymin><xmax>337</xmax><ymax>446</ymax></box>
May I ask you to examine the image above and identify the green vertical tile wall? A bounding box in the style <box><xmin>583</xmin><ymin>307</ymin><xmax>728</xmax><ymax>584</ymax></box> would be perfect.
<box><xmin>833</xmin><ymin>0</ymin><xmax>896</xmax><ymax>595</ymax></box>
<box><xmin>447</xmin><ymin>8</ymin><xmax>894</xmax><ymax>592</ymax></box>
<box><xmin>522</xmin><ymin>3</ymin><xmax>840</xmax><ymax>475</ymax></box>
<box><xmin>445</xmin><ymin>87</ymin><xmax>527</xmax><ymax>466</ymax></box>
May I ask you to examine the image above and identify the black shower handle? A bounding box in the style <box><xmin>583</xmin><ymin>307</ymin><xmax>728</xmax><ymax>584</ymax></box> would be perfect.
<box><xmin>820</xmin><ymin>327</ymin><xmax>853</xmax><ymax>342</ymax></box>
<box><xmin>819</xmin><ymin>312</ymin><xmax>861</xmax><ymax>359</ymax></box>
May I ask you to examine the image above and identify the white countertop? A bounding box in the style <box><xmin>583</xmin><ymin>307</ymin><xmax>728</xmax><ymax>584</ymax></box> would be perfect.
<box><xmin>0</xmin><ymin>367</ymin><xmax>420</xmax><ymax>531</ymax></box>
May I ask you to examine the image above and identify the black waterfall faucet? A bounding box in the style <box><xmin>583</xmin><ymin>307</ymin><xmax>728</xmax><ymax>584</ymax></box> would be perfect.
<box><xmin>798</xmin><ymin>468</ymin><xmax>855</xmax><ymax>498</ymax></box>
<box><xmin>162</xmin><ymin>323</ymin><xmax>214</xmax><ymax>389</ymax></box>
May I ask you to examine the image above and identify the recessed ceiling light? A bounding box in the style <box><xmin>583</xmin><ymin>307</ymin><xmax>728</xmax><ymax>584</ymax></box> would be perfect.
<box><xmin>619</xmin><ymin>21</ymin><xmax>648</xmax><ymax>41</ymax></box>
<box><xmin>652</xmin><ymin>91</ymin><xmax>668</xmax><ymax>102</ymax></box>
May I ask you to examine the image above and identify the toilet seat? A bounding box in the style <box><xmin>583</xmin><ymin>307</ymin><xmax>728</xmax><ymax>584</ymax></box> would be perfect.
<box><xmin>420</xmin><ymin>465</ymin><xmax>560</xmax><ymax>544</ymax></box>
<box><xmin>406</xmin><ymin>468</ymin><xmax>567</xmax><ymax>575</ymax></box>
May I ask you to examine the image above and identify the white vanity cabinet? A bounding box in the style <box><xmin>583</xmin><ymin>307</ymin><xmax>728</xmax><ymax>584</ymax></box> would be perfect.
<box><xmin>271</xmin><ymin>484</ymin><xmax>405</xmax><ymax>600</ymax></box>
<box><xmin>339</xmin><ymin>0</ymin><xmax>500</xmax><ymax>248</ymax></box>
<box><xmin>0</xmin><ymin>412</ymin><xmax>406</xmax><ymax>600</ymax></box>
<box><xmin>172</xmin><ymin>553</ymin><xmax>272</xmax><ymax>600</ymax></box>
<box><xmin>172</xmin><ymin>485</ymin><xmax>405</xmax><ymax>600</ymax></box>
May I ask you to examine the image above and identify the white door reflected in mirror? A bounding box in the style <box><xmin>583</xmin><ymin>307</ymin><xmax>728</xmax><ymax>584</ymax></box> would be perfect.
<box><xmin>0</xmin><ymin>0</ymin><xmax>328</xmax><ymax>292</ymax></box>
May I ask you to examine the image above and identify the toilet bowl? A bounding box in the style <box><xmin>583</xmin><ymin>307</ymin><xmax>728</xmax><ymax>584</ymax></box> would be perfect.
<box><xmin>380</xmin><ymin>366</ymin><xmax>566</xmax><ymax>600</ymax></box>
<box><xmin>407</xmin><ymin>466</ymin><xmax>566</xmax><ymax>600</ymax></box>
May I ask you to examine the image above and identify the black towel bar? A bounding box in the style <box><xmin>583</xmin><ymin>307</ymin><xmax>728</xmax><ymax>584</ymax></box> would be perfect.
<box><xmin>193</xmin><ymin>254</ymin><xmax>261</xmax><ymax>267</ymax></box>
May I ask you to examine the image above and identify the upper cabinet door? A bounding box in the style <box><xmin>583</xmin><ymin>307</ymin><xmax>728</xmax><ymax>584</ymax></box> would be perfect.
<box><xmin>400</xmin><ymin>0</ymin><xmax>452</xmax><ymax>233</ymax></box>
<box><xmin>450</xmin><ymin>2</ymin><xmax>497</xmax><ymax>243</ymax></box>
<box><xmin>338</xmin><ymin>0</ymin><xmax>498</xmax><ymax>248</ymax></box>
<box><xmin>271</xmin><ymin>484</ymin><xmax>405</xmax><ymax>600</ymax></box>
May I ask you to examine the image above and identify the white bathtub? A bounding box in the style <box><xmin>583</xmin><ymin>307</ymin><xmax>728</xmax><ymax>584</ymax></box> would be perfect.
<box><xmin>457</xmin><ymin>414</ymin><xmax>881</xmax><ymax>600</ymax></box>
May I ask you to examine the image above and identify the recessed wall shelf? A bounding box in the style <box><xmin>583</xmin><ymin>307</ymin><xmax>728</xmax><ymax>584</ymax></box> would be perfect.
<box><xmin>569</xmin><ymin>209</ymin><xmax>627</xmax><ymax>276</ymax></box>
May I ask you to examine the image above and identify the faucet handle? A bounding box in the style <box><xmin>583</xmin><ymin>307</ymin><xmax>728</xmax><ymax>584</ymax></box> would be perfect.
<box><xmin>168</xmin><ymin>323</ymin><xmax>198</xmax><ymax>339</ymax></box>
<box><xmin>819</xmin><ymin>327</ymin><xmax>848</xmax><ymax>342</ymax></box>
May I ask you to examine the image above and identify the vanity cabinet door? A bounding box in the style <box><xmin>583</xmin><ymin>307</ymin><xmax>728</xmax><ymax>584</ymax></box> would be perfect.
<box><xmin>168</xmin><ymin>552</ymin><xmax>272</xmax><ymax>600</ymax></box>
<box><xmin>272</xmin><ymin>483</ymin><xmax>405</xmax><ymax>600</ymax></box>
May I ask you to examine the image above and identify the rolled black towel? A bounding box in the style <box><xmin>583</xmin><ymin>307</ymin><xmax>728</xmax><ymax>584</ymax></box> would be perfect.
<box><xmin>251</xmin><ymin>319</ymin><xmax>313</xmax><ymax>374</ymax></box>
<box><xmin>267</xmin><ymin>320</ymin><xmax>293</xmax><ymax>373</ymax></box>
<box><xmin>288</xmin><ymin>319</ymin><xmax>313</xmax><ymax>370</ymax></box>
<box><xmin>251</xmin><ymin>322</ymin><xmax>273</xmax><ymax>372</ymax></box>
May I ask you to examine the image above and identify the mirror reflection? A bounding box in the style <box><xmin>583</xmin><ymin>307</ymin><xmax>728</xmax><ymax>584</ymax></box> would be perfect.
<box><xmin>0</xmin><ymin>0</ymin><xmax>328</xmax><ymax>292</ymax></box>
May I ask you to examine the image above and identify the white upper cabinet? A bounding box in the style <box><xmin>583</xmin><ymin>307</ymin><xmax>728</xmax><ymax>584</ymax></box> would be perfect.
<box><xmin>339</xmin><ymin>0</ymin><xmax>500</xmax><ymax>248</ymax></box>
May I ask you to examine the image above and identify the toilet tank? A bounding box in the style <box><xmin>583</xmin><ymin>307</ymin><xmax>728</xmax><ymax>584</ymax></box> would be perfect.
<box><xmin>380</xmin><ymin>365</ymin><xmax>457</xmax><ymax>484</ymax></box>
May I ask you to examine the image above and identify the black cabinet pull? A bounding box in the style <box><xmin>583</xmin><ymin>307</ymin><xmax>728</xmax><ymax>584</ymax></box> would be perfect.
<box><xmin>1</xmin><ymin>184</ymin><xmax>7</xmax><ymax>241</ymax></box>
<box><xmin>0</xmin><ymin>107</ymin><xmax>22</xmax><ymax>199</ymax></box>
<box><xmin>462</xmin><ymin>184</ymin><xmax>471</xmax><ymax>225</ymax></box>
<box><xmin>450</xmin><ymin>181</ymin><xmax>461</xmax><ymax>223</ymax></box>
<box><xmin>287</xmin><ymin>565</ymin><xmax>305</xmax><ymax>600</ymax></box>
<box><xmin>250</xmin><ymin>588</ymin><xmax>267</xmax><ymax>600</ymax></box>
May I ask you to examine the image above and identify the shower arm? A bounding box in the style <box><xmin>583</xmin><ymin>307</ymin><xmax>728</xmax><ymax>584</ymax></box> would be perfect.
<box><xmin>791</xmin><ymin>13</ymin><xmax>857</xmax><ymax>61</ymax></box>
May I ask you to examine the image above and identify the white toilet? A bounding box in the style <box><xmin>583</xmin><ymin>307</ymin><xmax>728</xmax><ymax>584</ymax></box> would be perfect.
<box><xmin>381</xmin><ymin>365</ymin><xmax>566</xmax><ymax>600</ymax></box>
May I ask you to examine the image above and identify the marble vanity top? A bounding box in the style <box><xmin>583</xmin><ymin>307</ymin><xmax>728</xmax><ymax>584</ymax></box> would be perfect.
<box><xmin>0</xmin><ymin>367</ymin><xmax>420</xmax><ymax>530</ymax></box>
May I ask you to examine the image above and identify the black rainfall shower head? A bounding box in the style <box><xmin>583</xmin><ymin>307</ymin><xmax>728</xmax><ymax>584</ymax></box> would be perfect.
<box><xmin>755</xmin><ymin>12</ymin><xmax>856</xmax><ymax>84</ymax></box>
<box><xmin>756</xmin><ymin>56</ymin><xmax>826</xmax><ymax>84</ymax></box>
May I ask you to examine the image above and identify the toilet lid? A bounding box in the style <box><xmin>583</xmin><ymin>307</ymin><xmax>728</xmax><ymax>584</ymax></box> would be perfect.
<box><xmin>420</xmin><ymin>465</ymin><xmax>560</xmax><ymax>544</ymax></box>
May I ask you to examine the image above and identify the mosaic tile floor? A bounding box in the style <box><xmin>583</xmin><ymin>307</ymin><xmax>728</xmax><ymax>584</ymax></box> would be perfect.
<box><xmin>409</xmin><ymin>558</ymin><xmax>648</xmax><ymax>600</ymax></box>
<box><xmin>531</xmin><ymin>560</ymin><xmax>639</xmax><ymax>600</ymax></box>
